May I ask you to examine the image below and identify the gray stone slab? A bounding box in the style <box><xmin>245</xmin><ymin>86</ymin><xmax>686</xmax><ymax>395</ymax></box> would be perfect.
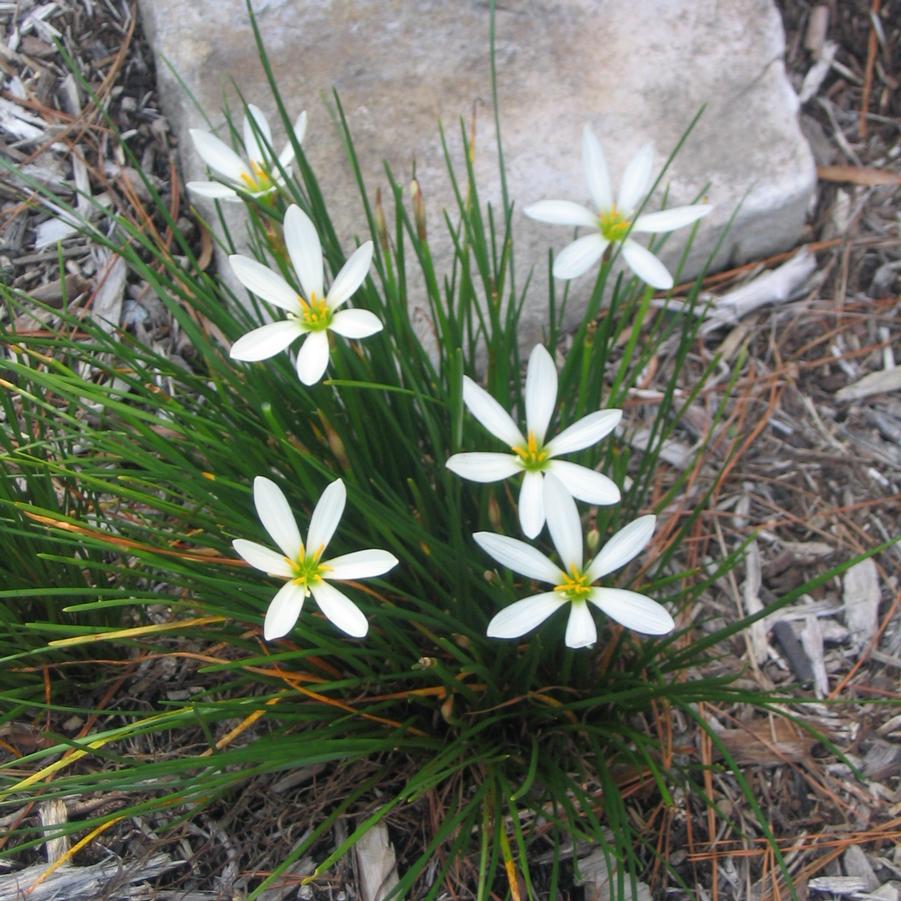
<box><xmin>139</xmin><ymin>0</ymin><xmax>814</xmax><ymax>339</ymax></box>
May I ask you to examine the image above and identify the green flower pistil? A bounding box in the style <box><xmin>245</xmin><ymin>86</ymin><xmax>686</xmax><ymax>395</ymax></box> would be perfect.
<box><xmin>554</xmin><ymin>565</ymin><xmax>594</xmax><ymax>603</ymax></box>
<box><xmin>299</xmin><ymin>292</ymin><xmax>332</xmax><ymax>331</ymax></box>
<box><xmin>239</xmin><ymin>160</ymin><xmax>276</xmax><ymax>194</ymax></box>
<box><xmin>598</xmin><ymin>206</ymin><xmax>632</xmax><ymax>242</ymax></box>
<box><xmin>287</xmin><ymin>543</ymin><xmax>331</xmax><ymax>596</ymax></box>
<box><xmin>511</xmin><ymin>431</ymin><xmax>550</xmax><ymax>473</ymax></box>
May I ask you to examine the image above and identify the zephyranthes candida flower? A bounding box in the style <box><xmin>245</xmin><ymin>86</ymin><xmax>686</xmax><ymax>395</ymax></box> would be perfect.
<box><xmin>446</xmin><ymin>344</ymin><xmax>621</xmax><ymax>538</ymax></box>
<box><xmin>187</xmin><ymin>104</ymin><xmax>307</xmax><ymax>202</ymax></box>
<box><xmin>524</xmin><ymin>125</ymin><xmax>712</xmax><ymax>289</ymax></box>
<box><xmin>233</xmin><ymin>477</ymin><xmax>398</xmax><ymax>640</ymax></box>
<box><xmin>476</xmin><ymin>475</ymin><xmax>674</xmax><ymax>648</ymax></box>
<box><xmin>229</xmin><ymin>205</ymin><xmax>380</xmax><ymax>385</ymax></box>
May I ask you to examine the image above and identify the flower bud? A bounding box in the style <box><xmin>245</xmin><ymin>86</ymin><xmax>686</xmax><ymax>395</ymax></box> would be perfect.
<box><xmin>410</xmin><ymin>178</ymin><xmax>426</xmax><ymax>241</ymax></box>
<box><xmin>374</xmin><ymin>187</ymin><xmax>390</xmax><ymax>253</ymax></box>
<box><xmin>487</xmin><ymin>494</ymin><xmax>502</xmax><ymax>531</ymax></box>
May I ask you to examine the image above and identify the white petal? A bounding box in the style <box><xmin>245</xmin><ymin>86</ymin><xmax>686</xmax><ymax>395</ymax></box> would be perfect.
<box><xmin>587</xmin><ymin>515</ymin><xmax>656</xmax><ymax>581</ymax></box>
<box><xmin>582</xmin><ymin>125</ymin><xmax>612</xmax><ymax>212</ymax></box>
<box><xmin>486</xmin><ymin>591</ymin><xmax>565</xmax><ymax>640</ymax></box>
<box><xmin>325</xmin><ymin>548</ymin><xmax>399</xmax><ymax>581</ymax></box>
<box><xmin>278</xmin><ymin>111</ymin><xmax>308</xmax><ymax>169</ymax></box>
<box><xmin>472</xmin><ymin>532</ymin><xmax>561</xmax><ymax>584</ymax></box>
<box><xmin>617</xmin><ymin>142</ymin><xmax>654</xmax><ymax>213</ymax></box>
<box><xmin>190</xmin><ymin>129</ymin><xmax>248</xmax><ymax>183</ymax></box>
<box><xmin>589</xmin><ymin>588</ymin><xmax>674</xmax><ymax>635</ymax></box>
<box><xmin>462</xmin><ymin>376</ymin><xmax>524</xmax><ymax>448</ymax></box>
<box><xmin>565</xmin><ymin>601</ymin><xmax>597</xmax><ymax>648</ymax></box>
<box><xmin>306</xmin><ymin>478</ymin><xmax>345</xmax><ymax>556</ymax></box>
<box><xmin>311</xmin><ymin>581</ymin><xmax>368</xmax><ymax>637</ymax></box>
<box><xmin>253</xmin><ymin>476</ymin><xmax>303</xmax><ymax>559</ymax></box>
<box><xmin>552</xmin><ymin>234</ymin><xmax>607</xmax><ymax>280</ymax></box>
<box><xmin>621</xmin><ymin>240</ymin><xmax>673</xmax><ymax>290</ymax></box>
<box><xmin>186</xmin><ymin>180</ymin><xmax>240</xmax><ymax>200</ymax></box>
<box><xmin>232</xmin><ymin>539</ymin><xmax>293</xmax><ymax>578</ymax></box>
<box><xmin>327</xmin><ymin>241</ymin><xmax>373</xmax><ymax>310</ymax></box>
<box><xmin>632</xmin><ymin>204</ymin><xmax>713</xmax><ymax>234</ymax></box>
<box><xmin>518</xmin><ymin>470</ymin><xmax>546</xmax><ymax>539</ymax></box>
<box><xmin>446</xmin><ymin>452</ymin><xmax>521</xmax><ymax>482</ymax></box>
<box><xmin>523</xmin><ymin>200</ymin><xmax>596</xmax><ymax>228</ymax></box>
<box><xmin>330</xmin><ymin>308</ymin><xmax>382</xmax><ymax>339</ymax></box>
<box><xmin>230</xmin><ymin>320</ymin><xmax>301</xmax><ymax>361</ymax></box>
<box><xmin>525</xmin><ymin>344</ymin><xmax>557</xmax><ymax>444</ymax></box>
<box><xmin>546</xmin><ymin>409</ymin><xmax>622</xmax><ymax>457</ymax></box>
<box><xmin>543</xmin><ymin>474</ymin><xmax>582</xmax><ymax>571</ymax></box>
<box><xmin>283</xmin><ymin>205</ymin><xmax>324</xmax><ymax>301</ymax></box>
<box><xmin>229</xmin><ymin>255</ymin><xmax>300</xmax><ymax>313</ymax></box>
<box><xmin>243</xmin><ymin>104</ymin><xmax>273</xmax><ymax>164</ymax></box>
<box><xmin>296</xmin><ymin>331</ymin><xmax>331</xmax><ymax>385</ymax></box>
<box><xmin>547</xmin><ymin>460</ymin><xmax>620</xmax><ymax>505</ymax></box>
<box><xmin>263</xmin><ymin>581</ymin><xmax>306</xmax><ymax>640</ymax></box>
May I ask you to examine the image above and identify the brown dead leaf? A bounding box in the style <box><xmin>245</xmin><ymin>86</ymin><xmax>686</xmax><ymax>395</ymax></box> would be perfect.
<box><xmin>714</xmin><ymin>718</ymin><xmax>816</xmax><ymax>767</ymax></box>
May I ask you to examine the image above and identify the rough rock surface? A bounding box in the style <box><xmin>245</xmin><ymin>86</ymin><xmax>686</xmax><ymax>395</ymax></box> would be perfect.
<box><xmin>139</xmin><ymin>0</ymin><xmax>814</xmax><ymax>337</ymax></box>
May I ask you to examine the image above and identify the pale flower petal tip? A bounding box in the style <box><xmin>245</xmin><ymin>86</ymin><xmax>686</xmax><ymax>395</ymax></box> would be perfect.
<box><xmin>186</xmin><ymin>180</ymin><xmax>241</xmax><ymax>201</ymax></box>
<box><xmin>486</xmin><ymin>592</ymin><xmax>563</xmax><ymax>640</ymax></box>
<box><xmin>590</xmin><ymin>587</ymin><xmax>674</xmax><ymax>635</ymax></box>
<box><xmin>564</xmin><ymin>602</ymin><xmax>597</xmax><ymax>649</ymax></box>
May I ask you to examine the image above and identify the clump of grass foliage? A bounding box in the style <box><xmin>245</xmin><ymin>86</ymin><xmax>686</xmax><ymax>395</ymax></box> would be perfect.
<box><xmin>0</xmin><ymin>6</ymin><xmax>888</xmax><ymax>898</ymax></box>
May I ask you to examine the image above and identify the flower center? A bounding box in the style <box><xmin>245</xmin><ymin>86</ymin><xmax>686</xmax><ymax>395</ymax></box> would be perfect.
<box><xmin>511</xmin><ymin>431</ymin><xmax>550</xmax><ymax>472</ymax></box>
<box><xmin>288</xmin><ymin>544</ymin><xmax>330</xmax><ymax>596</ymax></box>
<box><xmin>554</xmin><ymin>565</ymin><xmax>593</xmax><ymax>603</ymax></box>
<box><xmin>299</xmin><ymin>292</ymin><xmax>332</xmax><ymax>331</ymax></box>
<box><xmin>598</xmin><ymin>207</ymin><xmax>632</xmax><ymax>242</ymax></box>
<box><xmin>239</xmin><ymin>160</ymin><xmax>275</xmax><ymax>194</ymax></box>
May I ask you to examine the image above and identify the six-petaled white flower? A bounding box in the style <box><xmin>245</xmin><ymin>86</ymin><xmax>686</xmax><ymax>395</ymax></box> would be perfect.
<box><xmin>229</xmin><ymin>205</ymin><xmax>381</xmax><ymax>385</ymax></box>
<box><xmin>233</xmin><ymin>476</ymin><xmax>398</xmax><ymax>640</ymax></box>
<box><xmin>524</xmin><ymin>125</ymin><xmax>712</xmax><ymax>290</ymax></box>
<box><xmin>446</xmin><ymin>344</ymin><xmax>621</xmax><ymax>539</ymax></box>
<box><xmin>477</xmin><ymin>475</ymin><xmax>674</xmax><ymax>648</ymax></box>
<box><xmin>187</xmin><ymin>104</ymin><xmax>307</xmax><ymax>202</ymax></box>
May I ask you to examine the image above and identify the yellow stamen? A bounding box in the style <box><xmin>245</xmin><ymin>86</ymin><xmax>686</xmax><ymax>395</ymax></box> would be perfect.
<box><xmin>598</xmin><ymin>206</ymin><xmax>632</xmax><ymax>242</ymax></box>
<box><xmin>239</xmin><ymin>160</ymin><xmax>274</xmax><ymax>193</ymax></box>
<box><xmin>299</xmin><ymin>291</ymin><xmax>332</xmax><ymax>331</ymax></box>
<box><xmin>511</xmin><ymin>431</ymin><xmax>549</xmax><ymax>471</ymax></box>
<box><xmin>554</xmin><ymin>565</ymin><xmax>593</xmax><ymax>602</ymax></box>
<box><xmin>289</xmin><ymin>543</ymin><xmax>330</xmax><ymax>589</ymax></box>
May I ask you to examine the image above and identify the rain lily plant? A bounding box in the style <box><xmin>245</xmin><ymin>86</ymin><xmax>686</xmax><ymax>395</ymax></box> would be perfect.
<box><xmin>233</xmin><ymin>476</ymin><xmax>398</xmax><ymax>639</ymax></box>
<box><xmin>447</xmin><ymin>344</ymin><xmax>621</xmax><ymax>538</ymax></box>
<box><xmin>187</xmin><ymin>103</ymin><xmax>307</xmax><ymax>202</ymax></box>
<box><xmin>525</xmin><ymin>124</ymin><xmax>712</xmax><ymax>289</ymax></box>
<box><xmin>229</xmin><ymin>204</ymin><xmax>380</xmax><ymax>385</ymax></box>
<box><xmin>477</xmin><ymin>475</ymin><xmax>674</xmax><ymax>648</ymax></box>
<box><xmin>12</xmin><ymin>49</ymin><xmax>858</xmax><ymax>898</ymax></box>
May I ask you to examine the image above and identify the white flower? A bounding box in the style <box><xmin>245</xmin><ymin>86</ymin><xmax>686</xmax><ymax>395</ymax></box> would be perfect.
<box><xmin>187</xmin><ymin>104</ymin><xmax>307</xmax><ymax>202</ymax></box>
<box><xmin>446</xmin><ymin>344</ymin><xmax>621</xmax><ymax>539</ymax></box>
<box><xmin>524</xmin><ymin>125</ymin><xmax>712</xmax><ymax>290</ymax></box>
<box><xmin>233</xmin><ymin>476</ymin><xmax>398</xmax><ymax>640</ymax></box>
<box><xmin>228</xmin><ymin>205</ymin><xmax>381</xmax><ymax>385</ymax></box>
<box><xmin>477</xmin><ymin>475</ymin><xmax>674</xmax><ymax>648</ymax></box>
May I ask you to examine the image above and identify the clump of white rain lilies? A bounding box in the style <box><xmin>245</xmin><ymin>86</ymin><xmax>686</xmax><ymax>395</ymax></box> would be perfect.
<box><xmin>202</xmin><ymin>113</ymin><xmax>690</xmax><ymax>651</ymax></box>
